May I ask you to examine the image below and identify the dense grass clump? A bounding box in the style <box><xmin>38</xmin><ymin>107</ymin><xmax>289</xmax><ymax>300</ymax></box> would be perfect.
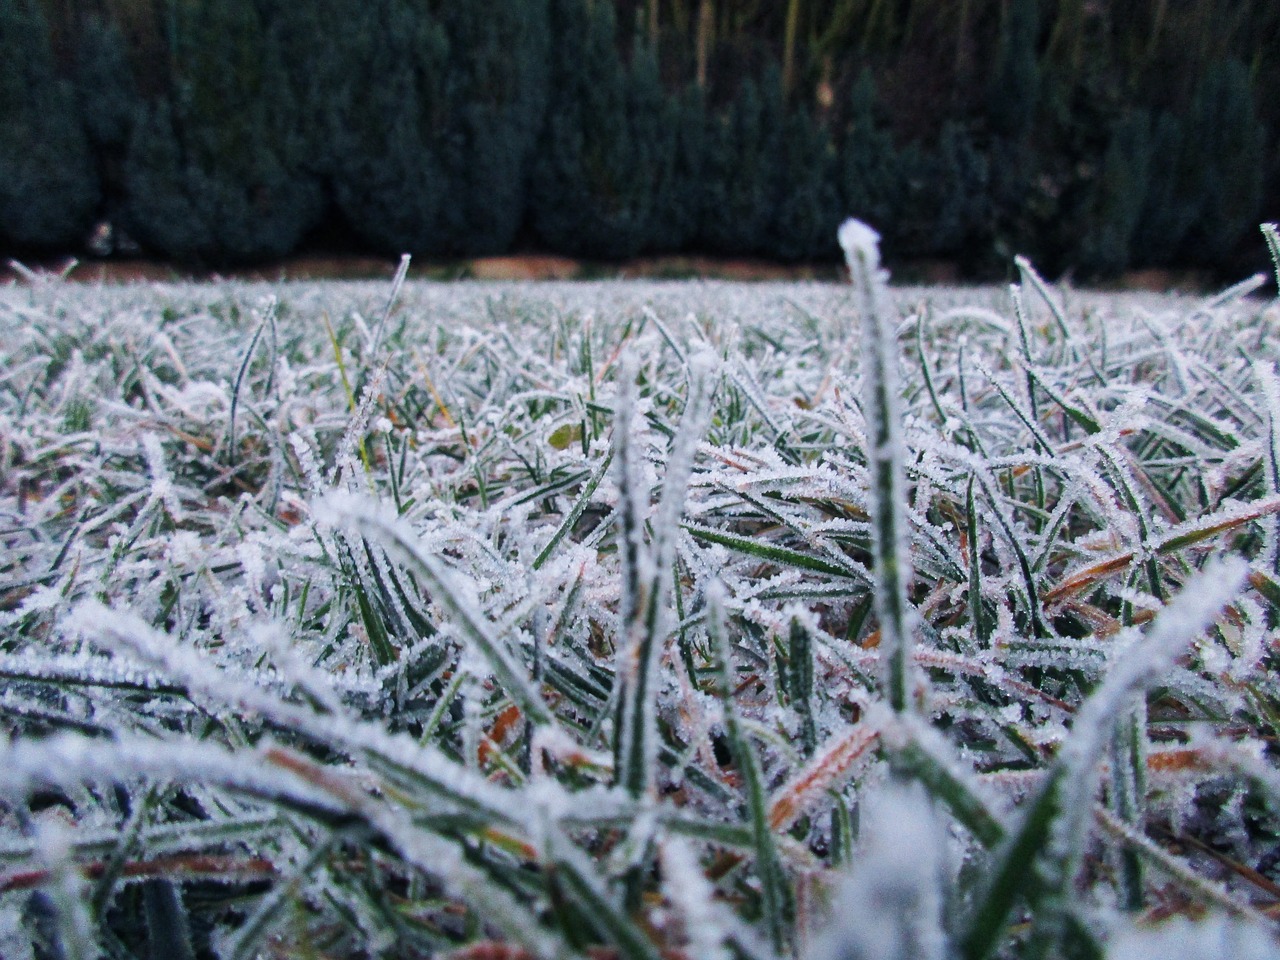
<box><xmin>0</xmin><ymin>236</ymin><xmax>1278</xmax><ymax>959</ymax></box>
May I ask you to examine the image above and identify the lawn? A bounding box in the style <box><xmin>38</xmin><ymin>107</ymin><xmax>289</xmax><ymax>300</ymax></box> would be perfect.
<box><xmin>0</xmin><ymin>230</ymin><xmax>1278</xmax><ymax>960</ymax></box>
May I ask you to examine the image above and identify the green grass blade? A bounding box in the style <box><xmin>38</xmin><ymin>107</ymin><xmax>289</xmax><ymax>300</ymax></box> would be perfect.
<box><xmin>1109</xmin><ymin>703</ymin><xmax>1147</xmax><ymax>910</ymax></box>
<box><xmin>958</xmin><ymin>766</ymin><xmax>1064</xmax><ymax>960</ymax></box>
<box><xmin>544</xmin><ymin>828</ymin><xmax>664</xmax><ymax>960</ymax></box>
<box><xmin>894</xmin><ymin>735</ymin><xmax>1005</xmax><ymax>849</ymax></box>
<box><xmin>788</xmin><ymin>618</ymin><xmax>817</xmax><ymax>756</ymax></box>
<box><xmin>840</xmin><ymin>218</ymin><xmax>914</xmax><ymax>713</ymax></box>
<box><xmin>1261</xmin><ymin>223</ymin><xmax>1280</xmax><ymax>289</ymax></box>
<box><xmin>532</xmin><ymin>450</ymin><xmax>613</xmax><ymax>570</ymax></box>
<box><xmin>706</xmin><ymin>583</ymin><xmax>791</xmax><ymax>952</ymax></box>
<box><xmin>683</xmin><ymin>524</ymin><xmax>866</xmax><ymax>581</ymax></box>
<box><xmin>320</xmin><ymin>496</ymin><xmax>551</xmax><ymax>726</ymax></box>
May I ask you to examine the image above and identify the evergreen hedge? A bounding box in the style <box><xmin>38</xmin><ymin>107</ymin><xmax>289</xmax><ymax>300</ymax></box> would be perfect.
<box><xmin>121</xmin><ymin>0</ymin><xmax>323</xmax><ymax>265</ymax></box>
<box><xmin>3</xmin><ymin>0</ymin><xmax>1275</xmax><ymax>279</ymax></box>
<box><xmin>0</xmin><ymin>0</ymin><xmax>98</xmax><ymax>252</ymax></box>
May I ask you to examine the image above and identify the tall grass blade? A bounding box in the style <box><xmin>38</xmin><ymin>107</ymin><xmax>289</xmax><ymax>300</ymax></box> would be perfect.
<box><xmin>370</xmin><ymin>254</ymin><xmax>411</xmax><ymax>358</ymax></box>
<box><xmin>226</xmin><ymin>297</ymin><xmax>277</xmax><ymax>467</ymax></box>
<box><xmin>960</xmin><ymin>558</ymin><xmax>1248</xmax><ymax>960</ymax></box>
<box><xmin>1264</xmin><ymin>223</ymin><xmax>1280</xmax><ymax>287</ymax></box>
<box><xmin>706</xmin><ymin>583</ymin><xmax>791</xmax><ymax>952</ymax></box>
<box><xmin>532</xmin><ymin>450</ymin><xmax>613</xmax><ymax>570</ymax></box>
<box><xmin>34</xmin><ymin>825</ymin><xmax>98</xmax><ymax>960</ymax></box>
<box><xmin>616</xmin><ymin>353</ymin><xmax>713</xmax><ymax>799</ymax></box>
<box><xmin>141</xmin><ymin>879</ymin><xmax>196</xmax><ymax>960</ymax></box>
<box><xmin>839</xmin><ymin>219</ymin><xmax>914</xmax><ymax>713</ymax></box>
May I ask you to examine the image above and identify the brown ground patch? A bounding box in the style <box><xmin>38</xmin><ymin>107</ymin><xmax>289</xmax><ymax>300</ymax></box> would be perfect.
<box><xmin>2</xmin><ymin>253</ymin><xmax>843</xmax><ymax>286</ymax></box>
<box><xmin>1</xmin><ymin>254</ymin><xmax>1219</xmax><ymax>291</ymax></box>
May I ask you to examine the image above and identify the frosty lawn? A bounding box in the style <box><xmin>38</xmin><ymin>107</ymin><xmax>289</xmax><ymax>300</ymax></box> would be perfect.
<box><xmin>0</xmin><ymin>234</ymin><xmax>1279</xmax><ymax>960</ymax></box>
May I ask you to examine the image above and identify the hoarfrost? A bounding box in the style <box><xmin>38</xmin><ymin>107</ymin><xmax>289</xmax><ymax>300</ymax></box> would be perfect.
<box><xmin>808</xmin><ymin>781</ymin><xmax>947</xmax><ymax>960</ymax></box>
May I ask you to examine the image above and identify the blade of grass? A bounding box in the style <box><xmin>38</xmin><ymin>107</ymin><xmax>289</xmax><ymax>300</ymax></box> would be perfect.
<box><xmin>960</xmin><ymin>558</ymin><xmax>1248</xmax><ymax>960</ymax></box>
<box><xmin>707</xmin><ymin>583</ymin><xmax>791</xmax><ymax>951</ymax></box>
<box><xmin>226</xmin><ymin>297</ymin><xmax>277</xmax><ymax>468</ymax></box>
<box><xmin>683</xmin><ymin>524</ymin><xmax>867</xmax><ymax>581</ymax></box>
<box><xmin>840</xmin><ymin>219</ymin><xmax>915</xmax><ymax>713</ymax></box>
<box><xmin>532</xmin><ymin>450</ymin><xmax>613</xmax><ymax>570</ymax></box>
<box><xmin>319</xmin><ymin>495</ymin><xmax>551</xmax><ymax>727</ymax></box>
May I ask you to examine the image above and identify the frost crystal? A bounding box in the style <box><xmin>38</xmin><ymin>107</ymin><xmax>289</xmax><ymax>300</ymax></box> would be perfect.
<box><xmin>0</xmin><ymin>271</ymin><xmax>1276</xmax><ymax>960</ymax></box>
<box><xmin>838</xmin><ymin>218</ymin><xmax>882</xmax><ymax>272</ymax></box>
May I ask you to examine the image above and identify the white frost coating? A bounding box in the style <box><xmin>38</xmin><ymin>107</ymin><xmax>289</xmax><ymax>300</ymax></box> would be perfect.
<box><xmin>34</xmin><ymin>821</ymin><xmax>98</xmax><ymax>960</ymax></box>
<box><xmin>808</xmin><ymin>780</ymin><xmax>947</xmax><ymax>960</ymax></box>
<box><xmin>841</xmin><ymin>217</ymin><xmax>915</xmax><ymax>711</ymax></box>
<box><xmin>1107</xmin><ymin>913</ymin><xmax>1279</xmax><ymax>960</ymax></box>
<box><xmin>142</xmin><ymin>431</ymin><xmax>185</xmax><ymax>521</ymax></box>
<box><xmin>838</xmin><ymin>218</ymin><xmax>882</xmax><ymax>272</ymax></box>
<box><xmin>660</xmin><ymin>836</ymin><xmax>732</xmax><ymax>960</ymax></box>
<box><xmin>1</xmin><ymin>276</ymin><xmax>1277</xmax><ymax>957</ymax></box>
<box><xmin>64</xmin><ymin>601</ymin><xmax>529</xmax><ymax>829</ymax></box>
<box><xmin>0</xmin><ymin>733</ymin><xmax>349</xmax><ymax>822</ymax></box>
<box><xmin>316</xmin><ymin>491</ymin><xmax>552</xmax><ymax>726</ymax></box>
<box><xmin>1049</xmin><ymin>557</ymin><xmax>1249</xmax><ymax>883</ymax></box>
<box><xmin>0</xmin><ymin>901</ymin><xmax>34</xmax><ymax>960</ymax></box>
<box><xmin>1252</xmin><ymin>360</ymin><xmax>1280</xmax><ymax>571</ymax></box>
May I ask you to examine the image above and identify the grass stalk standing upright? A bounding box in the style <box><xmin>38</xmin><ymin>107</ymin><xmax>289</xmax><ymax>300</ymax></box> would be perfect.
<box><xmin>839</xmin><ymin>218</ymin><xmax>914</xmax><ymax>713</ymax></box>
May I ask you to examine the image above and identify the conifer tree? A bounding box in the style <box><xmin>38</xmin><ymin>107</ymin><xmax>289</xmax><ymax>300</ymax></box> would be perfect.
<box><xmin>1079</xmin><ymin>110</ymin><xmax>1153</xmax><ymax>276</ymax></box>
<box><xmin>1129</xmin><ymin>111</ymin><xmax>1196</xmax><ymax>267</ymax></box>
<box><xmin>530</xmin><ymin>0</ymin><xmax>666</xmax><ymax>259</ymax></box>
<box><xmin>0</xmin><ymin>0</ymin><xmax>98</xmax><ymax>250</ymax></box>
<box><xmin>72</xmin><ymin>15</ymin><xmax>138</xmax><ymax>154</ymax></box>
<box><xmin>122</xmin><ymin>0</ymin><xmax>322</xmax><ymax>265</ymax></box>
<box><xmin>71</xmin><ymin>15</ymin><xmax>141</xmax><ymax>239</ymax></box>
<box><xmin>304</xmin><ymin>0</ymin><xmax>449</xmax><ymax>257</ymax></box>
<box><xmin>837</xmin><ymin>70</ymin><xmax>902</xmax><ymax>246</ymax></box>
<box><xmin>1181</xmin><ymin>60</ymin><xmax>1265</xmax><ymax>267</ymax></box>
<box><xmin>988</xmin><ymin>0</ymin><xmax>1041</xmax><ymax>139</ymax></box>
<box><xmin>432</xmin><ymin>0</ymin><xmax>550</xmax><ymax>254</ymax></box>
<box><xmin>307</xmin><ymin>0</ymin><xmax>548</xmax><ymax>257</ymax></box>
<box><xmin>697</xmin><ymin>73</ymin><xmax>785</xmax><ymax>256</ymax></box>
<box><xmin>647</xmin><ymin>84</ymin><xmax>709</xmax><ymax>253</ymax></box>
<box><xmin>626</xmin><ymin>39</ymin><xmax>681</xmax><ymax>254</ymax></box>
<box><xmin>930</xmin><ymin>120</ymin><xmax>991</xmax><ymax>259</ymax></box>
<box><xmin>769</xmin><ymin>103</ymin><xmax>839</xmax><ymax>262</ymax></box>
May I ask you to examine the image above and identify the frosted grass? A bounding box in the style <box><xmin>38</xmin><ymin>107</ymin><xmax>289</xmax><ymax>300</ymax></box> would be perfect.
<box><xmin>0</xmin><ymin>248</ymin><xmax>1277</xmax><ymax>959</ymax></box>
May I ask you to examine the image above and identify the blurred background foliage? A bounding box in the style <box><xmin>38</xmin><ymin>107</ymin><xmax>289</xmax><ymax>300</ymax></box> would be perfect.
<box><xmin>2</xmin><ymin>0</ymin><xmax>1277</xmax><ymax>279</ymax></box>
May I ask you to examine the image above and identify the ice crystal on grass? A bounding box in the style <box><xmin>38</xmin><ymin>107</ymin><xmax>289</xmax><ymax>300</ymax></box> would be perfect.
<box><xmin>809</xmin><ymin>781</ymin><xmax>947</xmax><ymax>960</ymax></box>
<box><xmin>0</xmin><ymin>243</ymin><xmax>1277</xmax><ymax>959</ymax></box>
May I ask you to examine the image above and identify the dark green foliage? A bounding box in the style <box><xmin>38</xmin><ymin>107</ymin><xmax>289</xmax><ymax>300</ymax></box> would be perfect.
<box><xmin>71</xmin><ymin>15</ymin><xmax>142</xmax><ymax>234</ymax></box>
<box><xmin>72</xmin><ymin>16</ymin><xmax>139</xmax><ymax>152</ymax></box>
<box><xmin>837</xmin><ymin>71</ymin><xmax>902</xmax><ymax>250</ymax></box>
<box><xmin>769</xmin><ymin>104</ymin><xmax>839</xmax><ymax>261</ymax></box>
<box><xmin>530</xmin><ymin>0</ymin><xmax>669</xmax><ymax>259</ymax></box>
<box><xmin>0</xmin><ymin>0</ymin><xmax>98</xmax><ymax>250</ymax></box>
<box><xmin>1079</xmin><ymin>111</ymin><xmax>1154</xmax><ymax>277</ymax></box>
<box><xmin>432</xmin><ymin>0</ymin><xmax>550</xmax><ymax>254</ymax></box>
<box><xmin>1180</xmin><ymin>60</ymin><xmax>1265</xmax><ymax>267</ymax></box>
<box><xmin>321</xmin><ymin>0</ymin><xmax>451</xmax><ymax>256</ymax></box>
<box><xmin>988</xmin><ymin>0</ymin><xmax>1041</xmax><ymax>139</ymax></box>
<box><xmin>647</xmin><ymin>84</ymin><xmax>709</xmax><ymax>252</ymax></box>
<box><xmin>311</xmin><ymin>0</ymin><xmax>549</xmax><ymax>257</ymax></box>
<box><xmin>122</xmin><ymin>0</ymin><xmax>322</xmax><ymax>265</ymax></box>
<box><xmin>890</xmin><ymin>141</ymin><xmax>953</xmax><ymax>259</ymax></box>
<box><xmin>626</xmin><ymin>41</ymin><xmax>683</xmax><ymax>255</ymax></box>
<box><xmin>931</xmin><ymin>121</ymin><xmax>992</xmax><ymax>257</ymax></box>
<box><xmin>3</xmin><ymin>0</ymin><xmax>1275</xmax><ymax>273</ymax></box>
<box><xmin>1128</xmin><ymin>112</ymin><xmax>1196</xmax><ymax>267</ymax></box>
<box><xmin>1130</xmin><ymin>62</ymin><xmax>1265</xmax><ymax>270</ymax></box>
<box><xmin>697</xmin><ymin>74</ymin><xmax>784</xmax><ymax>256</ymax></box>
